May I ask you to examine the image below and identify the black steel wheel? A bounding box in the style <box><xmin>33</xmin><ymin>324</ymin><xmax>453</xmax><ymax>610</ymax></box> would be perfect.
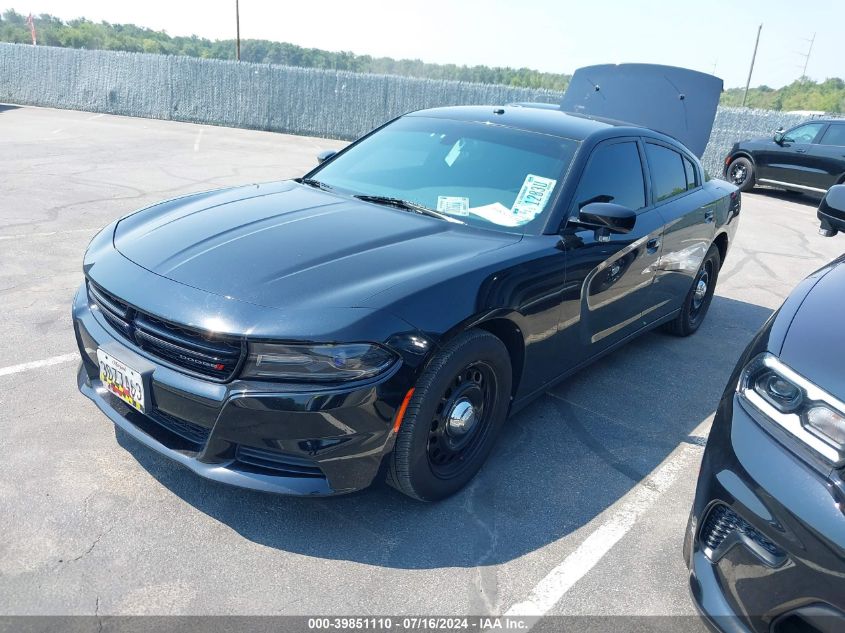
<box><xmin>664</xmin><ymin>245</ymin><xmax>721</xmax><ymax>337</ymax></box>
<box><xmin>727</xmin><ymin>157</ymin><xmax>755</xmax><ymax>192</ymax></box>
<box><xmin>387</xmin><ymin>329</ymin><xmax>512</xmax><ymax>502</ymax></box>
<box><xmin>427</xmin><ymin>360</ymin><xmax>496</xmax><ymax>479</ymax></box>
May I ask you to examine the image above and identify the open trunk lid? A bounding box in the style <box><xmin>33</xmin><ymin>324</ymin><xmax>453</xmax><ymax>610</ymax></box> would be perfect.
<box><xmin>560</xmin><ymin>63</ymin><xmax>723</xmax><ymax>158</ymax></box>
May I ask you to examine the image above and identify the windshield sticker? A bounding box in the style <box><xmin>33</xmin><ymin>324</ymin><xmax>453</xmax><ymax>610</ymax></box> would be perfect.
<box><xmin>469</xmin><ymin>202</ymin><xmax>523</xmax><ymax>227</ymax></box>
<box><xmin>511</xmin><ymin>174</ymin><xmax>557</xmax><ymax>221</ymax></box>
<box><xmin>437</xmin><ymin>196</ymin><xmax>470</xmax><ymax>216</ymax></box>
<box><xmin>444</xmin><ymin>139</ymin><xmax>465</xmax><ymax>167</ymax></box>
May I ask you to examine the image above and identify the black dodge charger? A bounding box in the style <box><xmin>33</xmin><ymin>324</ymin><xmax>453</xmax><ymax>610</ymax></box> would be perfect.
<box><xmin>74</xmin><ymin>64</ymin><xmax>739</xmax><ymax>500</ymax></box>
<box><xmin>686</xmin><ymin>186</ymin><xmax>845</xmax><ymax>632</ymax></box>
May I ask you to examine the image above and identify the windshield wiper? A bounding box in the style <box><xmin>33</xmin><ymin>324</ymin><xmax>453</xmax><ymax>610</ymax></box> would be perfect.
<box><xmin>294</xmin><ymin>177</ymin><xmax>333</xmax><ymax>191</ymax></box>
<box><xmin>354</xmin><ymin>195</ymin><xmax>463</xmax><ymax>223</ymax></box>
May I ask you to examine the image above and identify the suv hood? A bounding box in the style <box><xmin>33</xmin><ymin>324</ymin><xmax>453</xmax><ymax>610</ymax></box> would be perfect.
<box><xmin>113</xmin><ymin>182</ymin><xmax>521</xmax><ymax>311</ymax></box>
<box><xmin>779</xmin><ymin>257</ymin><xmax>845</xmax><ymax>398</ymax></box>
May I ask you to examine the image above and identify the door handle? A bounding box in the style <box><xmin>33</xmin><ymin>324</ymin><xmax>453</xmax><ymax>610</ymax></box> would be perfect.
<box><xmin>704</xmin><ymin>209</ymin><xmax>715</xmax><ymax>223</ymax></box>
<box><xmin>647</xmin><ymin>237</ymin><xmax>661</xmax><ymax>253</ymax></box>
<box><xmin>795</xmin><ymin>148</ymin><xmax>807</xmax><ymax>153</ymax></box>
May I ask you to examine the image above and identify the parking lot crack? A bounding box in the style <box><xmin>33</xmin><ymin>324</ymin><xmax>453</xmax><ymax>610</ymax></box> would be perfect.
<box><xmin>464</xmin><ymin>479</ymin><xmax>501</xmax><ymax>614</ymax></box>
<box><xmin>94</xmin><ymin>595</ymin><xmax>103</xmax><ymax>633</ymax></box>
<box><xmin>70</xmin><ymin>524</ymin><xmax>114</xmax><ymax>563</ymax></box>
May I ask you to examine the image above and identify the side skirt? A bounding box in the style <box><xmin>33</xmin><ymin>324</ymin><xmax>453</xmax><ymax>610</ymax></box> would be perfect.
<box><xmin>508</xmin><ymin>308</ymin><xmax>682</xmax><ymax>415</ymax></box>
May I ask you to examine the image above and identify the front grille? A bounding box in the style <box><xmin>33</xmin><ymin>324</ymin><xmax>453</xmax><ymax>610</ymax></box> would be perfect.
<box><xmin>700</xmin><ymin>504</ymin><xmax>785</xmax><ymax>566</ymax></box>
<box><xmin>236</xmin><ymin>445</ymin><xmax>325</xmax><ymax>478</ymax></box>
<box><xmin>87</xmin><ymin>282</ymin><xmax>244</xmax><ymax>381</ymax></box>
<box><xmin>151</xmin><ymin>409</ymin><xmax>212</xmax><ymax>445</ymax></box>
<box><xmin>88</xmin><ymin>282</ymin><xmax>132</xmax><ymax>337</ymax></box>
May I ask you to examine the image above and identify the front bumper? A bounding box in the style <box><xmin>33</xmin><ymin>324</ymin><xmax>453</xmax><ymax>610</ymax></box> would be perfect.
<box><xmin>73</xmin><ymin>285</ymin><xmax>409</xmax><ymax>496</ymax></box>
<box><xmin>686</xmin><ymin>391</ymin><xmax>845</xmax><ymax>633</ymax></box>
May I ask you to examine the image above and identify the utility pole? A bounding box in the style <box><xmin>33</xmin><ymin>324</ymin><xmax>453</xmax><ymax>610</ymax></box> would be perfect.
<box><xmin>742</xmin><ymin>23</ymin><xmax>763</xmax><ymax>108</ymax></box>
<box><xmin>25</xmin><ymin>13</ymin><xmax>37</xmax><ymax>45</ymax></box>
<box><xmin>235</xmin><ymin>0</ymin><xmax>241</xmax><ymax>61</ymax></box>
<box><xmin>799</xmin><ymin>33</ymin><xmax>816</xmax><ymax>81</ymax></box>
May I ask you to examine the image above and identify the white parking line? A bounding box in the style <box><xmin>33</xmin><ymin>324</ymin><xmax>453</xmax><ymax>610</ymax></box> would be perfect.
<box><xmin>0</xmin><ymin>227</ymin><xmax>100</xmax><ymax>241</ymax></box>
<box><xmin>0</xmin><ymin>353</ymin><xmax>78</xmax><ymax>378</ymax></box>
<box><xmin>505</xmin><ymin>419</ymin><xmax>709</xmax><ymax>619</ymax></box>
<box><xmin>193</xmin><ymin>128</ymin><xmax>204</xmax><ymax>152</ymax></box>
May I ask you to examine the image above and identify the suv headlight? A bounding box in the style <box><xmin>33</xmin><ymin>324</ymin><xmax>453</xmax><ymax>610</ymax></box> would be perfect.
<box><xmin>241</xmin><ymin>342</ymin><xmax>397</xmax><ymax>382</ymax></box>
<box><xmin>738</xmin><ymin>353</ymin><xmax>845</xmax><ymax>466</ymax></box>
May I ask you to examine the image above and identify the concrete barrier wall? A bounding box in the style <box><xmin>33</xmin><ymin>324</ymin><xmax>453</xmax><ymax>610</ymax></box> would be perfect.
<box><xmin>0</xmin><ymin>43</ymin><xmax>833</xmax><ymax>177</ymax></box>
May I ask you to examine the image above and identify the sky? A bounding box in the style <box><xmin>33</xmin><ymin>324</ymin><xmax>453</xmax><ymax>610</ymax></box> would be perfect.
<box><xmin>5</xmin><ymin>0</ymin><xmax>842</xmax><ymax>89</ymax></box>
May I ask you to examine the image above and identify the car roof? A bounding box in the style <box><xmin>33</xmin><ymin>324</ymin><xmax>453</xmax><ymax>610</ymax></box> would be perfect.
<box><xmin>406</xmin><ymin>105</ymin><xmax>690</xmax><ymax>153</ymax></box>
<box><xmin>407</xmin><ymin>105</ymin><xmax>643</xmax><ymax>142</ymax></box>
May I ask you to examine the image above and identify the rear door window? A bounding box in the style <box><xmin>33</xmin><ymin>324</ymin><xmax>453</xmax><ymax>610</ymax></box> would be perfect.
<box><xmin>645</xmin><ymin>143</ymin><xmax>687</xmax><ymax>202</ymax></box>
<box><xmin>820</xmin><ymin>124</ymin><xmax>845</xmax><ymax>146</ymax></box>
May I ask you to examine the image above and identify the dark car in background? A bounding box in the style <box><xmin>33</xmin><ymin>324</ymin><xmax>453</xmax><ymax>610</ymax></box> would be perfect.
<box><xmin>74</xmin><ymin>64</ymin><xmax>739</xmax><ymax>501</ymax></box>
<box><xmin>725</xmin><ymin>119</ymin><xmax>845</xmax><ymax>194</ymax></box>
<box><xmin>686</xmin><ymin>186</ymin><xmax>845</xmax><ymax>632</ymax></box>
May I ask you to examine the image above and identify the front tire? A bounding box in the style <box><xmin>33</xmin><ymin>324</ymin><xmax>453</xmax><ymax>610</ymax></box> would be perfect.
<box><xmin>387</xmin><ymin>329</ymin><xmax>512</xmax><ymax>502</ymax></box>
<box><xmin>727</xmin><ymin>157</ymin><xmax>755</xmax><ymax>192</ymax></box>
<box><xmin>664</xmin><ymin>245</ymin><xmax>721</xmax><ymax>337</ymax></box>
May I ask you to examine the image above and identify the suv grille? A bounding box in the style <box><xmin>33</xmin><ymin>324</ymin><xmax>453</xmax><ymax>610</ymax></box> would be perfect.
<box><xmin>700</xmin><ymin>504</ymin><xmax>785</xmax><ymax>566</ymax></box>
<box><xmin>87</xmin><ymin>282</ymin><xmax>244</xmax><ymax>381</ymax></box>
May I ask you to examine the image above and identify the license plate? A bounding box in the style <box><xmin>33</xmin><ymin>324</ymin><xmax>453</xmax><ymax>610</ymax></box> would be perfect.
<box><xmin>97</xmin><ymin>349</ymin><xmax>145</xmax><ymax>413</ymax></box>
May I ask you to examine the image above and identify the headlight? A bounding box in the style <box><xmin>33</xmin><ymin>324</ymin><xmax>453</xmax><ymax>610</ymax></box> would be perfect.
<box><xmin>738</xmin><ymin>353</ymin><xmax>845</xmax><ymax>466</ymax></box>
<box><xmin>241</xmin><ymin>342</ymin><xmax>397</xmax><ymax>382</ymax></box>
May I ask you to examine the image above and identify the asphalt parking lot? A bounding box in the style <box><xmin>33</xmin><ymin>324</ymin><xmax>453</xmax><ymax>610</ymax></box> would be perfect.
<box><xmin>2</xmin><ymin>105</ymin><xmax>843</xmax><ymax>621</ymax></box>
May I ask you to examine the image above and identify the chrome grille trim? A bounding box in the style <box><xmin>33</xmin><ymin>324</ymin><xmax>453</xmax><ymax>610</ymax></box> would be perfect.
<box><xmin>86</xmin><ymin>281</ymin><xmax>244</xmax><ymax>381</ymax></box>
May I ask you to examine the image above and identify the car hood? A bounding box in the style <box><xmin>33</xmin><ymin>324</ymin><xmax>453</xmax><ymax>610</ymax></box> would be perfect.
<box><xmin>778</xmin><ymin>256</ymin><xmax>845</xmax><ymax>398</ymax></box>
<box><xmin>738</xmin><ymin>136</ymin><xmax>771</xmax><ymax>147</ymax></box>
<box><xmin>113</xmin><ymin>181</ymin><xmax>521</xmax><ymax>311</ymax></box>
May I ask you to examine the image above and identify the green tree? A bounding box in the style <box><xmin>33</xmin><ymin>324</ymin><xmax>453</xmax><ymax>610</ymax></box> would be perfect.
<box><xmin>0</xmin><ymin>11</ymin><xmax>573</xmax><ymax>91</ymax></box>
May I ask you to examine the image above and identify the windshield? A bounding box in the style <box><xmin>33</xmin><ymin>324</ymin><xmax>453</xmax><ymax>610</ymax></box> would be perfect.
<box><xmin>310</xmin><ymin>116</ymin><xmax>579</xmax><ymax>233</ymax></box>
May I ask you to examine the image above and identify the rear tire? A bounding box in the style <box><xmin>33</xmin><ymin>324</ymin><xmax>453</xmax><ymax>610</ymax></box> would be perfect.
<box><xmin>387</xmin><ymin>329</ymin><xmax>512</xmax><ymax>502</ymax></box>
<box><xmin>664</xmin><ymin>245</ymin><xmax>721</xmax><ymax>337</ymax></box>
<box><xmin>727</xmin><ymin>157</ymin><xmax>755</xmax><ymax>192</ymax></box>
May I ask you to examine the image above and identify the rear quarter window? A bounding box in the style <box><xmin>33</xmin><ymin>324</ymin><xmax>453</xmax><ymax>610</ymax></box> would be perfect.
<box><xmin>683</xmin><ymin>156</ymin><xmax>698</xmax><ymax>189</ymax></box>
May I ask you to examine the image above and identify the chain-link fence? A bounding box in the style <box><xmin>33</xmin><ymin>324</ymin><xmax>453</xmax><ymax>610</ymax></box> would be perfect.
<box><xmin>0</xmin><ymin>43</ymin><xmax>834</xmax><ymax>177</ymax></box>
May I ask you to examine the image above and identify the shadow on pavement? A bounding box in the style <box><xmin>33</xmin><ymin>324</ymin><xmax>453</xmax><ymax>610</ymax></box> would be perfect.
<box><xmin>116</xmin><ymin>295</ymin><xmax>772</xmax><ymax>570</ymax></box>
<box><xmin>0</xmin><ymin>104</ymin><xmax>20</xmax><ymax>114</ymax></box>
<box><xmin>750</xmin><ymin>188</ymin><xmax>823</xmax><ymax>208</ymax></box>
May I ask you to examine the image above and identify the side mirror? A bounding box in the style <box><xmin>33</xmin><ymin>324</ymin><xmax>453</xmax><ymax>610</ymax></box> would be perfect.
<box><xmin>818</xmin><ymin>185</ymin><xmax>845</xmax><ymax>237</ymax></box>
<box><xmin>317</xmin><ymin>150</ymin><xmax>338</xmax><ymax>164</ymax></box>
<box><xmin>773</xmin><ymin>129</ymin><xmax>785</xmax><ymax>145</ymax></box>
<box><xmin>578</xmin><ymin>202</ymin><xmax>636</xmax><ymax>235</ymax></box>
